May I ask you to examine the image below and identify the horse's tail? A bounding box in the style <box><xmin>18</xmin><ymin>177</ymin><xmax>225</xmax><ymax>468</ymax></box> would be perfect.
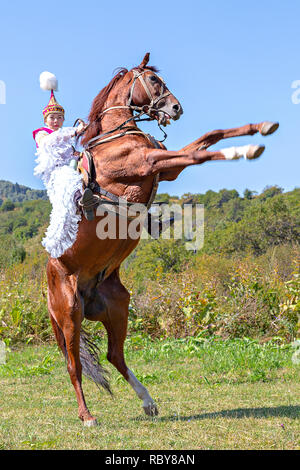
<box><xmin>79</xmin><ymin>329</ymin><xmax>112</xmax><ymax>395</ymax></box>
<box><xmin>50</xmin><ymin>313</ymin><xmax>111</xmax><ymax>395</ymax></box>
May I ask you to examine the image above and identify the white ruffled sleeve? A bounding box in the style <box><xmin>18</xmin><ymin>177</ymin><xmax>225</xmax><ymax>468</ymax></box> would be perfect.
<box><xmin>34</xmin><ymin>127</ymin><xmax>76</xmax><ymax>185</ymax></box>
<box><xmin>35</xmin><ymin>130</ymin><xmax>49</xmax><ymax>147</ymax></box>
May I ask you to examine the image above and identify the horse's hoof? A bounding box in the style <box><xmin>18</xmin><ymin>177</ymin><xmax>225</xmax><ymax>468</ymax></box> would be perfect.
<box><xmin>245</xmin><ymin>144</ymin><xmax>265</xmax><ymax>160</ymax></box>
<box><xmin>83</xmin><ymin>418</ymin><xmax>98</xmax><ymax>427</ymax></box>
<box><xmin>260</xmin><ymin>121</ymin><xmax>279</xmax><ymax>136</ymax></box>
<box><xmin>143</xmin><ymin>403</ymin><xmax>159</xmax><ymax>417</ymax></box>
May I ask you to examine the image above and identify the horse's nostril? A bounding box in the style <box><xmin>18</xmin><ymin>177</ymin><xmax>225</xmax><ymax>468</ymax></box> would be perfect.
<box><xmin>173</xmin><ymin>104</ymin><xmax>180</xmax><ymax>113</ymax></box>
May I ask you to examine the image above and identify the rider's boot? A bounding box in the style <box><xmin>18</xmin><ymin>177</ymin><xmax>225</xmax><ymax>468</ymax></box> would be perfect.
<box><xmin>74</xmin><ymin>188</ymin><xmax>99</xmax><ymax>221</ymax></box>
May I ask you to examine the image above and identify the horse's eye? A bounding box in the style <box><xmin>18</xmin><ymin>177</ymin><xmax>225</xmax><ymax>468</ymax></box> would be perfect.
<box><xmin>150</xmin><ymin>75</ymin><xmax>157</xmax><ymax>82</ymax></box>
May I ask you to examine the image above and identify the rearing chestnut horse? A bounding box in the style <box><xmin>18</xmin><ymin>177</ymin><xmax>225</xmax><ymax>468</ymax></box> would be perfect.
<box><xmin>47</xmin><ymin>53</ymin><xmax>278</xmax><ymax>426</ymax></box>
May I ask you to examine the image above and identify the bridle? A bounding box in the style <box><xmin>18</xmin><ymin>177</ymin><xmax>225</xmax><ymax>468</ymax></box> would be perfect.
<box><xmin>99</xmin><ymin>68</ymin><xmax>171</xmax><ymax>117</ymax></box>
<box><xmin>81</xmin><ymin>69</ymin><xmax>171</xmax><ymax>149</ymax></box>
<box><xmin>127</xmin><ymin>68</ymin><xmax>171</xmax><ymax>111</ymax></box>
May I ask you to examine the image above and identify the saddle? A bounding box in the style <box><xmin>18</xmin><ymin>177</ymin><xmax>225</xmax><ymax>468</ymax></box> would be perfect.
<box><xmin>77</xmin><ymin>150</ymin><xmax>95</xmax><ymax>189</ymax></box>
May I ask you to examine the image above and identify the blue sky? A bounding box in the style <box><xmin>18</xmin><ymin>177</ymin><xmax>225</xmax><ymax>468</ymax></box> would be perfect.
<box><xmin>0</xmin><ymin>0</ymin><xmax>299</xmax><ymax>196</ymax></box>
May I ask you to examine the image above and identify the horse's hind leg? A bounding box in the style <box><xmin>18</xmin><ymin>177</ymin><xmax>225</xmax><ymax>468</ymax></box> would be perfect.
<box><xmin>47</xmin><ymin>259</ymin><xmax>97</xmax><ymax>426</ymax></box>
<box><xmin>86</xmin><ymin>269</ymin><xmax>158</xmax><ymax>416</ymax></box>
<box><xmin>49</xmin><ymin>313</ymin><xmax>67</xmax><ymax>358</ymax></box>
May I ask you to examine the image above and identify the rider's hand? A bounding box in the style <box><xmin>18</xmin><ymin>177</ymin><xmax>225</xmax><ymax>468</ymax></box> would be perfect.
<box><xmin>75</xmin><ymin>121</ymin><xmax>86</xmax><ymax>136</ymax></box>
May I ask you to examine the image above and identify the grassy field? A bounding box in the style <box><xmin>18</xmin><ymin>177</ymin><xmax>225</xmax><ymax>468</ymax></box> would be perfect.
<box><xmin>0</xmin><ymin>335</ymin><xmax>299</xmax><ymax>450</ymax></box>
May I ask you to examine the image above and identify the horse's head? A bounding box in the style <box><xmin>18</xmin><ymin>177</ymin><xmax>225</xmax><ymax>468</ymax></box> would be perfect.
<box><xmin>128</xmin><ymin>53</ymin><xmax>183</xmax><ymax>126</ymax></box>
<box><xmin>81</xmin><ymin>53</ymin><xmax>183</xmax><ymax>146</ymax></box>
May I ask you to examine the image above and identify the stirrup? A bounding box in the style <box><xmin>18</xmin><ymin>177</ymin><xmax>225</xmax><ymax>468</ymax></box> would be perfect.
<box><xmin>79</xmin><ymin>188</ymin><xmax>100</xmax><ymax>221</ymax></box>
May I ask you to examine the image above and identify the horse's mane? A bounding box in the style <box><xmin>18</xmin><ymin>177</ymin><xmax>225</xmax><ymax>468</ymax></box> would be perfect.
<box><xmin>81</xmin><ymin>64</ymin><xmax>159</xmax><ymax>146</ymax></box>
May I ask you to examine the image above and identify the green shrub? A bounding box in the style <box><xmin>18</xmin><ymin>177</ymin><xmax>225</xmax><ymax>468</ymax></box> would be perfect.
<box><xmin>1</xmin><ymin>200</ymin><xmax>15</xmax><ymax>212</ymax></box>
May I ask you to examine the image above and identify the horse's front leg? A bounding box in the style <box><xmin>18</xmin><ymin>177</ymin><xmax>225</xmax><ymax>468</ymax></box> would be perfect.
<box><xmin>142</xmin><ymin>142</ymin><xmax>265</xmax><ymax>180</ymax></box>
<box><xmin>154</xmin><ymin>121</ymin><xmax>278</xmax><ymax>181</ymax></box>
<box><xmin>181</xmin><ymin>121</ymin><xmax>279</xmax><ymax>153</ymax></box>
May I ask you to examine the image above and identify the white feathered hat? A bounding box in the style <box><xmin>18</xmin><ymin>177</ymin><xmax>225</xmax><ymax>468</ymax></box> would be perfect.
<box><xmin>39</xmin><ymin>71</ymin><xmax>65</xmax><ymax>120</ymax></box>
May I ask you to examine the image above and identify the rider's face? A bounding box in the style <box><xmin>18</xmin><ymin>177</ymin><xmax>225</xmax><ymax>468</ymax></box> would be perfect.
<box><xmin>45</xmin><ymin>113</ymin><xmax>64</xmax><ymax>131</ymax></box>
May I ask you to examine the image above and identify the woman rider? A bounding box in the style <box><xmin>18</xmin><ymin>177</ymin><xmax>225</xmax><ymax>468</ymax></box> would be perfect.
<box><xmin>33</xmin><ymin>71</ymin><xmax>98</xmax><ymax>258</ymax></box>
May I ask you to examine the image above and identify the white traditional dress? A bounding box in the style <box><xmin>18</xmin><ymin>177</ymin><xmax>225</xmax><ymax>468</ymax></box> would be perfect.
<box><xmin>33</xmin><ymin>127</ymin><xmax>83</xmax><ymax>258</ymax></box>
<box><xmin>33</xmin><ymin>72</ymin><xmax>83</xmax><ymax>258</ymax></box>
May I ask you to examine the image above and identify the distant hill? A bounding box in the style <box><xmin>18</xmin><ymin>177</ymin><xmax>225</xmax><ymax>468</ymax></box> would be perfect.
<box><xmin>0</xmin><ymin>182</ymin><xmax>299</xmax><ymax>270</ymax></box>
<box><xmin>0</xmin><ymin>180</ymin><xmax>47</xmax><ymax>205</ymax></box>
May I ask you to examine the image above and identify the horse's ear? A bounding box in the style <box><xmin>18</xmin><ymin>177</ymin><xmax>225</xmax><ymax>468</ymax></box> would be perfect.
<box><xmin>139</xmin><ymin>52</ymin><xmax>150</xmax><ymax>68</ymax></box>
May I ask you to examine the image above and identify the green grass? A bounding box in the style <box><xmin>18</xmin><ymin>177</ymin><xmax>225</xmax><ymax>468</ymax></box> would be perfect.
<box><xmin>0</xmin><ymin>335</ymin><xmax>299</xmax><ymax>450</ymax></box>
